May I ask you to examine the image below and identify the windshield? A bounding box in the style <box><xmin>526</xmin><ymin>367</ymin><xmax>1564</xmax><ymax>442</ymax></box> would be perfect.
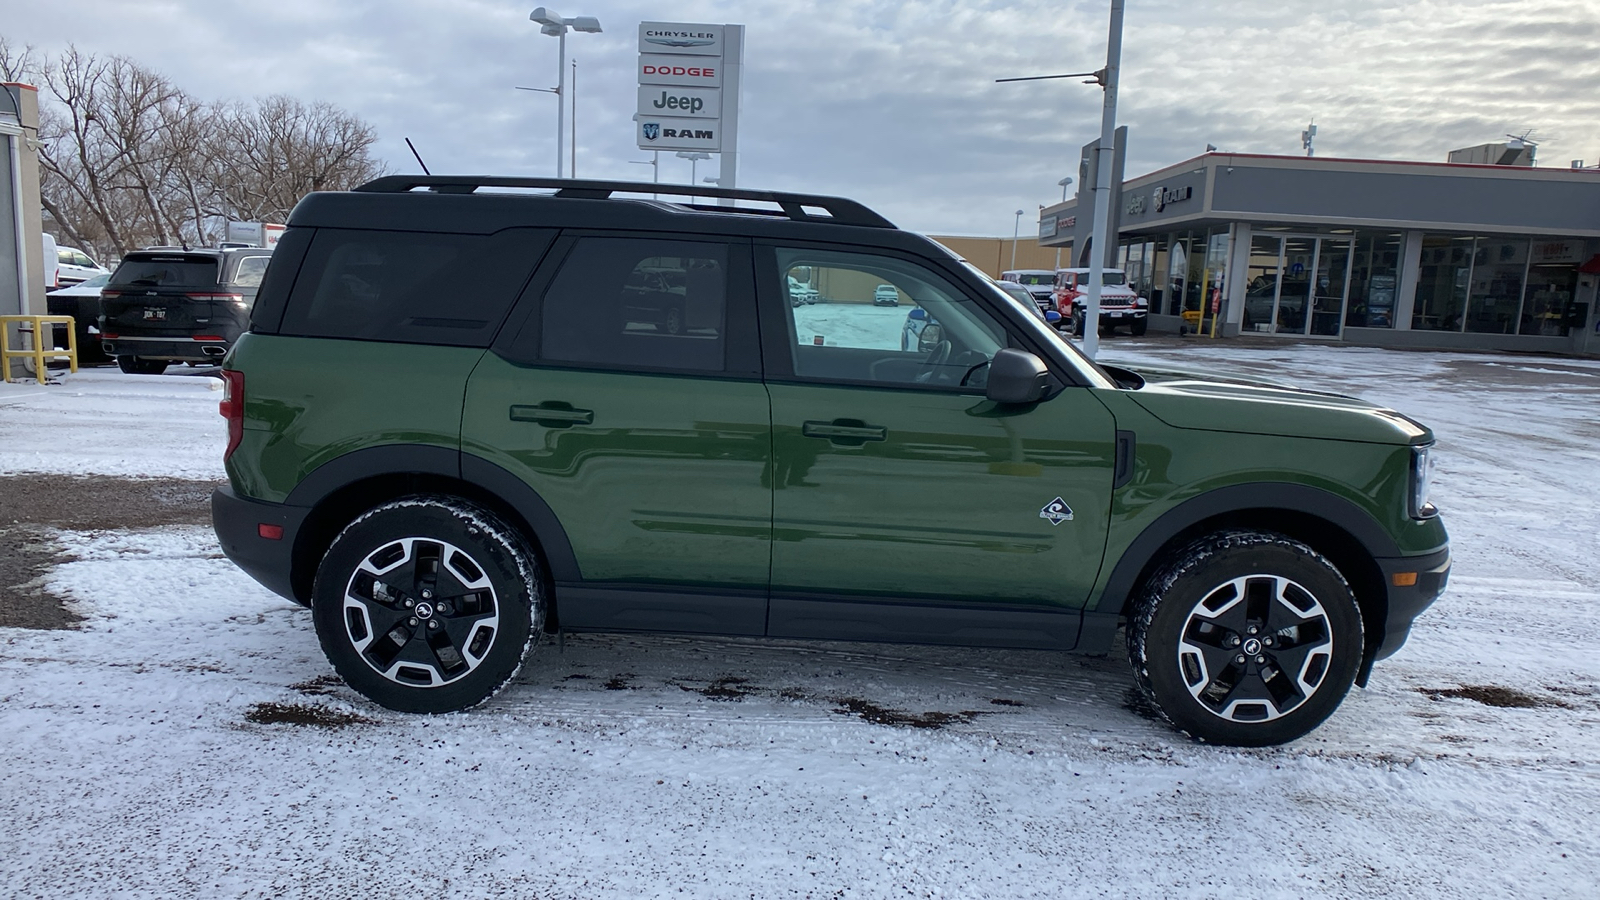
<box><xmin>1013</xmin><ymin>274</ymin><xmax>1053</xmax><ymax>285</ymax></box>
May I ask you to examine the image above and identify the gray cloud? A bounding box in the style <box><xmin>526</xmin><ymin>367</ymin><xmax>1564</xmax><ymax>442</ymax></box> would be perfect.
<box><xmin>9</xmin><ymin>0</ymin><xmax>1598</xmax><ymax>234</ymax></box>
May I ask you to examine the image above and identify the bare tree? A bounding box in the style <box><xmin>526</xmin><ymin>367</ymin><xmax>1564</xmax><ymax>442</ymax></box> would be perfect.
<box><xmin>214</xmin><ymin>95</ymin><xmax>386</xmax><ymax>223</ymax></box>
<box><xmin>0</xmin><ymin>34</ymin><xmax>39</xmax><ymax>82</ymax></box>
<box><xmin>18</xmin><ymin>37</ymin><xmax>386</xmax><ymax>261</ymax></box>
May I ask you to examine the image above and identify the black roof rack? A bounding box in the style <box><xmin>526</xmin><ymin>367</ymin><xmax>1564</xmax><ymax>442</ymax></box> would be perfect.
<box><xmin>353</xmin><ymin>175</ymin><xmax>897</xmax><ymax>229</ymax></box>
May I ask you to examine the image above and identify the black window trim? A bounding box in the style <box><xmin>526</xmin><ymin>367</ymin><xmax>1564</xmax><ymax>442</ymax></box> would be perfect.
<box><xmin>491</xmin><ymin>230</ymin><xmax>761</xmax><ymax>380</ymax></box>
<box><xmin>751</xmin><ymin>239</ymin><xmax>1088</xmax><ymax>391</ymax></box>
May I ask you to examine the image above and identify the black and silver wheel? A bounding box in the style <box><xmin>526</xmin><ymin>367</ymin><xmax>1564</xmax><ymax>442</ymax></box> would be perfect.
<box><xmin>1128</xmin><ymin>530</ymin><xmax>1363</xmax><ymax>746</ymax></box>
<box><xmin>663</xmin><ymin>306</ymin><xmax>684</xmax><ymax>335</ymax></box>
<box><xmin>311</xmin><ymin>496</ymin><xmax>545</xmax><ymax>713</ymax></box>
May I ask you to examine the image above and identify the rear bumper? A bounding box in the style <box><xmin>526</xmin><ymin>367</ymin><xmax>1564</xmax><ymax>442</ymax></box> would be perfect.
<box><xmin>1372</xmin><ymin>546</ymin><xmax>1451</xmax><ymax>660</ymax></box>
<box><xmin>212</xmin><ymin>485</ymin><xmax>311</xmax><ymax>605</ymax></box>
<box><xmin>102</xmin><ymin>336</ymin><xmax>232</xmax><ymax>361</ymax></box>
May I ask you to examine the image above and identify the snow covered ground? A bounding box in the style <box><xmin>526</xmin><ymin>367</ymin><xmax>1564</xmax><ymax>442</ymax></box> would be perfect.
<box><xmin>1</xmin><ymin>343</ymin><xmax>1597</xmax><ymax>899</ymax></box>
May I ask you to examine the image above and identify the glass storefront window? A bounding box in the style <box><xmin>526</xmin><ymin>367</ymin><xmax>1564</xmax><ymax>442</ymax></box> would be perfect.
<box><xmin>1346</xmin><ymin>232</ymin><xmax>1402</xmax><ymax>328</ymax></box>
<box><xmin>1245</xmin><ymin>235</ymin><xmax>1282</xmax><ymax>332</ymax></box>
<box><xmin>1166</xmin><ymin>237</ymin><xmax>1189</xmax><ymax>316</ymax></box>
<box><xmin>1412</xmin><ymin>235</ymin><xmax>1473</xmax><ymax>331</ymax></box>
<box><xmin>1463</xmin><ymin>238</ymin><xmax>1527</xmax><ymax>334</ymax></box>
<box><xmin>1521</xmin><ymin>267</ymin><xmax>1577</xmax><ymax>336</ymax></box>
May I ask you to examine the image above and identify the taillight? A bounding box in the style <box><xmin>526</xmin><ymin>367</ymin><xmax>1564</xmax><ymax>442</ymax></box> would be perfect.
<box><xmin>220</xmin><ymin>369</ymin><xmax>245</xmax><ymax>459</ymax></box>
<box><xmin>102</xmin><ymin>290</ymin><xmax>122</xmax><ymax>300</ymax></box>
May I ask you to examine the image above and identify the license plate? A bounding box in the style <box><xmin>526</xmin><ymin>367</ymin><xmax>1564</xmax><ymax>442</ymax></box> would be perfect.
<box><xmin>143</xmin><ymin>308</ymin><xmax>166</xmax><ymax>321</ymax></box>
<box><xmin>1109</xmin><ymin>310</ymin><xmax>1125</xmax><ymax>317</ymax></box>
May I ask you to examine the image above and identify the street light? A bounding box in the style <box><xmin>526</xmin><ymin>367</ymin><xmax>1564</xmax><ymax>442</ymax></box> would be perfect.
<box><xmin>996</xmin><ymin>0</ymin><xmax>1125</xmax><ymax>359</ymax></box>
<box><xmin>676</xmin><ymin>151</ymin><xmax>711</xmax><ymax>185</ymax></box>
<box><xmin>1011</xmin><ymin>209</ymin><xmax>1025</xmax><ymax>270</ymax></box>
<box><xmin>1055</xmin><ymin>177</ymin><xmax>1073</xmax><ymax>268</ymax></box>
<box><xmin>530</xmin><ymin>7</ymin><xmax>601</xmax><ymax>179</ymax></box>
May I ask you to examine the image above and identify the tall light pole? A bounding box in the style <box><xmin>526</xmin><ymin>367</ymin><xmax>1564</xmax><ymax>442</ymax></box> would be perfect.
<box><xmin>1011</xmin><ymin>209</ymin><xmax>1025</xmax><ymax>270</ymax></box>
<box><xmin>676</xmin><ymin>151</ymin><xmax>711</xmax><ymax>185</ymax></box>
<box><xmin>530</xmin><ymin>7</ymin><xmax>601</xmax><ymax>179</ymax></box>
<box><xmin>1055</xmin><ymin>176</ymin><xmax>1073</xmax><ymax>269</ymax></box>
<box><xmin>995</xmin><ymin>0</ymin><xmax>1124</xmax><ymax>358</ymax></box>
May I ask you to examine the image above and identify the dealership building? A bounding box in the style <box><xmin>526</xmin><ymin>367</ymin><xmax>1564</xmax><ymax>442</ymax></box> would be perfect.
<box><xmin>1039</xmin><ymin>148</ymin><xmax>1600</xmax><ymax>356</ymax></box>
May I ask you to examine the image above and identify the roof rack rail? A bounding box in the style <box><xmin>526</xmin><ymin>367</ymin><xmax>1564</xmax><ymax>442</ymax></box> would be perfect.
<box><xmin>353</xmin><ymin>175</ymin><xmax>897</xmax><ymax>229</ymax></box>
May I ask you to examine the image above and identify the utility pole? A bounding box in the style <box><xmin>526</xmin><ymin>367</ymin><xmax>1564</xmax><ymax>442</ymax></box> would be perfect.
<box><xmin>1081</xmin><ymin>0</ymin><xmax>1124</xmax><ymax>360</ymax></box>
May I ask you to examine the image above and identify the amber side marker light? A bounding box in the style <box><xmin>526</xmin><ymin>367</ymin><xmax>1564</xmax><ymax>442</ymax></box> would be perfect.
<box><xmin>1392</xmin><ymin>572</ymin><xmax>1418</xmax><ymax>587</ymax></box>
<box><xmin>258</xmin><ymin>524</ymin><xmax>284</xmax><ymax>540</ymax></box>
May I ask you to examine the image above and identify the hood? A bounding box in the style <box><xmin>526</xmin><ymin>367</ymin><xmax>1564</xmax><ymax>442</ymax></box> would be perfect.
<box><xmin>1118</xmin><ymin>367</ymin><xmax>1431</xmax><ymax>445</ymax></box>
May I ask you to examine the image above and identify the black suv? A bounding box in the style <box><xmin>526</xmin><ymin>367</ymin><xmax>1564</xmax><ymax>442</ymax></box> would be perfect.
<box><xmin>212</xmin><ymin>177</ymin><xmax>1448</xmax><ymax>746</ymax></box>
<box><xmin>100</xmin><ymin>247</ymin><xmax>273</xmax><ymax>374</ymax></box>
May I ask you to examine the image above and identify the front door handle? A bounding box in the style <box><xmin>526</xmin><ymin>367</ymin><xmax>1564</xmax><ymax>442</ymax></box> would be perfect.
<box><xmin>802</xmin><ymin>419</ymin><xmax>887</xmax><ymax>446</ymax></box>
<box><xmin>510</xmin><ymin>403</ymin><xmax>594</xmax><ymax>428</ymax></box>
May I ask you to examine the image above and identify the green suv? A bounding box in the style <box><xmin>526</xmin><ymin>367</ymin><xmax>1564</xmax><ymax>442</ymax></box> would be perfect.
<box><xmin>212</xmin><ymin>176</ymin><xmax>1449</xmax><ymax>746</ymax></box>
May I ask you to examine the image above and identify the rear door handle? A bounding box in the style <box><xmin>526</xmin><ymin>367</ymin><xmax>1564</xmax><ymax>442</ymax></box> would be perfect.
<box><xmin>510</xmin><ymin>403</ymin><xmax>594</xmax><ymax>428</ymax></box>
<box><xmin>802</xmin><ymin>419</ymin><xmax>887</xmax><ymax>446</ymax></box>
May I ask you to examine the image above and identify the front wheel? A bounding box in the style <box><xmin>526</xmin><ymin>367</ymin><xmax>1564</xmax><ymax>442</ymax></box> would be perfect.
<box><xmin>311</xmin><ymin>496</ymin><xmax>545</xmax><ymax>713</ymax></box>
<box><xmin>1130</xmin><ymin>318</ymin><xmax>1148</xmax><ymax>336</ymax></box>
<box><xmin>1071</xmin><ymin>310</ymin><xmax>1086</xmax><ymax>337</ymax></box>
<box><xmin>1128</xmin><ymin>530</ymin><xmax>1364</xmax><ymax>746</ymax></box>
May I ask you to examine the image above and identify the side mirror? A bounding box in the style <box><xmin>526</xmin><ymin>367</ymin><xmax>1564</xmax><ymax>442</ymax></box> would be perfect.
<box><xmin>986</xmin><ymin>348</ymin><xmax>1051</xmax><ymax>404</ymax></box>
<box><xmin>1044</xmin><ymin>310</ymin><xmax>1062</xmax><ymax>324</ymax></box>
<box><xmin>917</xmin><ymin>323</ymin><xmax>944</xmax><ymax>352</ymax></box>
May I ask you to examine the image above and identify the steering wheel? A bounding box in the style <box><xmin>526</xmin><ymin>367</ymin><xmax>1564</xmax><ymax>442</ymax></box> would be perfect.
<box><xmin>916</xmin><ymin>339</ymin><xmax>952</xmax><ymax>384</ymax></box>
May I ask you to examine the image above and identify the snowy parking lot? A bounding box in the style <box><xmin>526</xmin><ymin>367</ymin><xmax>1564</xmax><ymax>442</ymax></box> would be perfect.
<box><xmin>1</xmin><ymin>341</ymin><xmax>1597</xmax><ymax>899</ymax></box>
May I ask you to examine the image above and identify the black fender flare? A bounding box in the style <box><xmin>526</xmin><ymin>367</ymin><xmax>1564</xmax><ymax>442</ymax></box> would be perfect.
<box><xmin>285</xmin><ymin>444</ymin><xmax>581</xmax><ymax>585</ymax></box>
<box><xmin>1093</xmin><ymin>483</ymin><xmax>1400</xmax><ymax>615</ymax></box>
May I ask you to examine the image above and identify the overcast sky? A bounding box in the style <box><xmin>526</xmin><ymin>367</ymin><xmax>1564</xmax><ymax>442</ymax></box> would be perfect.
<box><xmin>9</xmin><ymin>0</ymin><xmax>1599</xmax><ymax>235</ymax></box>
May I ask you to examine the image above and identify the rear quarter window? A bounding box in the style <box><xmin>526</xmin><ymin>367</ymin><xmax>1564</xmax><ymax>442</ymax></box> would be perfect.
<box><xmin>229</xmin><ymin>255</ymin><xmax>272</xmax><ymax>289</ymax></box>
<box><xmin>277</xmin><ymin>228</ymin><xmax>554</xmax><ymax>347</ymax></box>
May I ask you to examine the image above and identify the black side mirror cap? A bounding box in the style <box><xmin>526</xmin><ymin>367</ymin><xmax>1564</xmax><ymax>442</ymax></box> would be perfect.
<box><xmin>986</xmin><ymin>348</ymin><xmax>1051</xmax><ymax>404</ymax></box>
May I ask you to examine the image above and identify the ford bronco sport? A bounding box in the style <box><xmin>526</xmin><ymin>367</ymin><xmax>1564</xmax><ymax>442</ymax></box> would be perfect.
<box><xmin>213</xmin><ymin>176</ymin><xmax>1449</xmax><ymax>746</ymax></box>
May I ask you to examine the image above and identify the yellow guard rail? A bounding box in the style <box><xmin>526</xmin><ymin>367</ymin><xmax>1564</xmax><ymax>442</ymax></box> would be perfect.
<box><xmin>1</xmin><ymin>315</ymin><xmax>79</xmax><ymax>385</ymax></box>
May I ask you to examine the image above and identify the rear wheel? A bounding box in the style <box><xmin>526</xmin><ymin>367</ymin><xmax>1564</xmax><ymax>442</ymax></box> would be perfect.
<box><xmin>311</xmin><ymin>496</ymin><xmax>545</xmax><ymax>713</ymax></box>
<box><xmin>1071</xmin><ymin>310</ymin><xmax>1086</xmax><ymax>337</ymax></box>
<box><xmin>1128</xmin><ymin>530</ymin><xmax>1364</xmax><ymax>746</ymax></box>
<box><xmin>117</xmin><ymin>356</ymin><xmax>168</xmax><ymax>375</ymax></box>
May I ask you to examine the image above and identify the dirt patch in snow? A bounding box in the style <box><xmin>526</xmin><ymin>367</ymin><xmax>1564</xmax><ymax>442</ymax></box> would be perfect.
<box><xmin>0</xmin><ymin>475</ymin><xmax>222</xmax><ymax>630</ymax></box>
<box><xmin>1418</xmin><ymin>684</ymin><xmax>1572</xmax><ymax>709</ymax></box>
<box><xmin>832</xmin><ymin>697</ymin><xmax>984</xmax><ymax>729</ymax></box>
<box><xmin>244</xmin><ymin>702</ymin><xmax>376</xmax><ymax>728</ymax></box>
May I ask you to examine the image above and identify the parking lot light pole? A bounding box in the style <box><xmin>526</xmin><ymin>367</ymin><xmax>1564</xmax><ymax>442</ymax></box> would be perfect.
<box><xmin>1055</xmin><ymin>177</ymin><xmax>1072</xmax><ymax>269</ymax></box>
<box><xmin>530</xmin><ymin>8</ymin><xmax>602</xmax><ymax>178</ymax></box>
<box><xmin>1011</xmin><ymin>209</ymin><xmax>1025</xmax><ymax>270</ymax></box>
<box><xmin>676</xmin><ymin>151</ymin><xmax>711</xmax><ymax>185</ymax></box>
<box><xmin>1081</xmin><ymin>0</ymin><xmax>1125</xmax><ymax>360</ymax></box>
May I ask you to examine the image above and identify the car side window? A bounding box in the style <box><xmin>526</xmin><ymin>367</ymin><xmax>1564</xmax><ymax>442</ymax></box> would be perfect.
<box><xmin>232</xmin><ymin>256</ymin><xmax>270</xmax><ymax>288</ymax></box>
<box><xmin>536</xmin><ymin>237</ymin><xmax>728</xmax><ymax>374</ymax></box>
<box><xmin>775</xmin><ymin>248</ymin><xmax>1011</xmax><ymax>390</ymax></box>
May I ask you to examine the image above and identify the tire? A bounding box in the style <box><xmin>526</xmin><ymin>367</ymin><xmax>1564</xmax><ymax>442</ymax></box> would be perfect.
<box><xmin>1072</xmin><ymin>311</ymin><xmax>1086</xmax><ymax>337</ymax></box>
<box><xmin>664</xmin><ymin>306</ymin><xmax>684</xmax><ymax>335</ymax></box>
<box><xmin>1130</xmin><ymin>318</ymin><xmax>1148</xmax><ymax>337</ymax></box>
<box><xmin>1127</xmin><ymin>530</ymin><xmax>1364</xmax><ymax>746</ymax></box>
<box><xmin>117</xmin><ymin>356</ymin><xmax>167</xmax><ymax>375</ymax></box>
<box><xmin>311</xmin><ymin>496</ymin><xmax>546</xmax><ymax>714</ymax></box>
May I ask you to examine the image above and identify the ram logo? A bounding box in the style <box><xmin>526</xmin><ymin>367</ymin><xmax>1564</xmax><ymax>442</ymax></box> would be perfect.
<box><xmin>642</xmin><ymin>123</ymin><xmax>661</xmax><ymax>141</ymax></box>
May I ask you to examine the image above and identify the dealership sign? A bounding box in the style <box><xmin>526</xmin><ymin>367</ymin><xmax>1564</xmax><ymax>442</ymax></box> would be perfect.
<box><xmin>637</xmin><ymin>22</ymin><xmax>739</xmax><ymax>153</ymax></box>
<box><xmin>637</xmin><ymin>54</ymin><xmax>722</xmax><ymax>87</ymax></box>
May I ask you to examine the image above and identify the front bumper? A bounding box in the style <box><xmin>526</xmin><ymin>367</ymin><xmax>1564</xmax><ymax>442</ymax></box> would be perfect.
<box><xmin>212</xmin><ymin>485</ymin><xmax>311</xmax><ymax>605</ymax></box>
<box><xmin>1372</xmin><ymin>546</ymin><xmax>1451</xmax><ymax>660</ymax></box>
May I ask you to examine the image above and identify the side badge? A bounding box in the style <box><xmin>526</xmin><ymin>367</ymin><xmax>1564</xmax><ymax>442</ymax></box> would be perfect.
<box><xmin>1040</xmin><ymin>497</ymin><xmax>1074</xmax><ymax>526</ymax></box>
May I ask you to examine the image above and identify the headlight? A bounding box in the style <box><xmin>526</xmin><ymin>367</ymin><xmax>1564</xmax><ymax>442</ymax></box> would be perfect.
<box><xmin>1410</xmin><ymin>445</ymin><xmax>1437</xmax><ymax>518</ymax></box>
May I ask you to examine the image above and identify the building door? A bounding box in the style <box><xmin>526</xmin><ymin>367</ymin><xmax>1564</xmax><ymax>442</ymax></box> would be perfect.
<box><xmin>1273</xmin><ymin>237</ymin><xmax>1315</xmax><ymax>333</ymax></box>
<box><xmin>1310</xmin><ymin>239</ymin><xmax>1354</xmax><ymax>337</ymax></box>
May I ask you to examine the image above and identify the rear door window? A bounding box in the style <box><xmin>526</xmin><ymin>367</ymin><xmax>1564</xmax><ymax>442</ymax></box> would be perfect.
<box><xmin>279</xmin><ymin>228</ymin><xmax>554</xmax><ymax>347</ymax></box>
<box><xmin>530</xmin><ymin>237</ymin><xmax>733</xmax><ymax>374</ymax></box>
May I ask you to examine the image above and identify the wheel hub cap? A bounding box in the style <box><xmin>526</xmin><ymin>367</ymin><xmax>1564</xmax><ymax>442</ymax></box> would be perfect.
<box><xmin>341</xmin><ymin>537</ymin><xmax>500</xmax><ymax>688</ymax></box>
<box><xmin>1176</xmin><ymin>574</ymin><xmax>1334</xmax><ymax>723</ymax></box>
